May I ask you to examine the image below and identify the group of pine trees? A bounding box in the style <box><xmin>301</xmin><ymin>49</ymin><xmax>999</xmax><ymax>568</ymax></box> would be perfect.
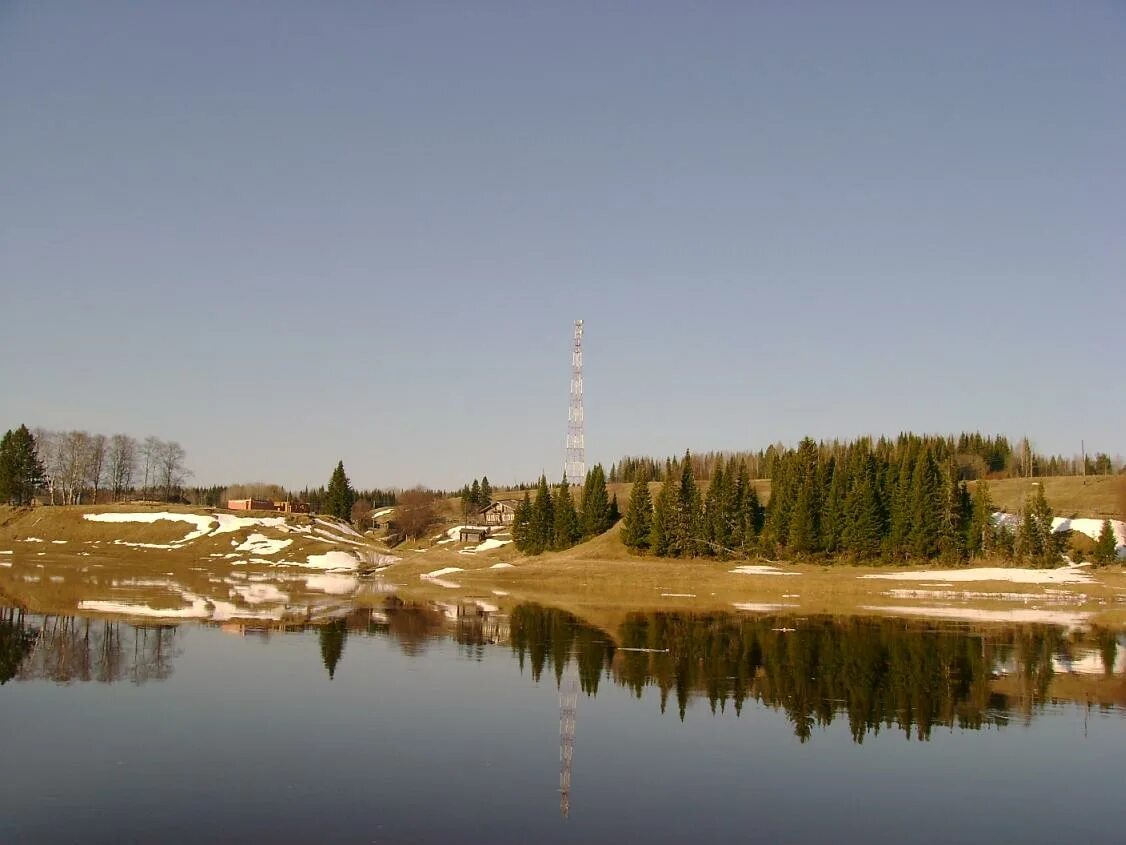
<box><xmin>610</xmin><ymin>432</ymin><xmax>1120</xmax><ymax>484</ymax></box>
<box><xmin>618</xmin><ymin>435</ymin><xmax>1119</xmax><ymax>566</ymax></box>
<box><xmin>0</xmin><ymin>425</ymin><xmax>46</xmax><ymax>506</ymax></box>
<box><xmin>621</xmin><ymin>453</ymin><xmax>763</xmax><ymax>558</ymax></box>
<box><xmin>512</xmin><ymin>465</ymin><xmax>619</xmax><ymax>554</ymax></box>
<box><xmin>458</xmin><ymin>477</ymin><xmax>493</xmax><ymax>512</ymax></box>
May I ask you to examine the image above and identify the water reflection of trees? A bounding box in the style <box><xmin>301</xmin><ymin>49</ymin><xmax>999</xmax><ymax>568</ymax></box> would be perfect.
<box><xmin>506</xmin><ymin>605</ymin><xmax>1116</xmax><ymax>743</ymax></box>
<box><xmin>0</xmin><ymin>609</ymin><xmax>179</xmax><ymax>685</ymax></box>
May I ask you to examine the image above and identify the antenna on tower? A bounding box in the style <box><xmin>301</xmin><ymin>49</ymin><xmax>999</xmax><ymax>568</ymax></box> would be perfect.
<box><xmin>565</xmin><ymin>320</ymin><xmax>586</xmax><ymax>486</ymax></box>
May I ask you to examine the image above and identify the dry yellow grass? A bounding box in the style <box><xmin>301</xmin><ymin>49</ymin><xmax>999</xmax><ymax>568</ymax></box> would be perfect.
<box><xmin>972</xmin><ymin>475</ymin><xmax>1123</xmax><ymax>519</ymax></box>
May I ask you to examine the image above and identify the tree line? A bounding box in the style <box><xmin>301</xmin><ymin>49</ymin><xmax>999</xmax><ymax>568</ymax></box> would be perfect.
<box><xmin>610</xmin><ymin>432</ymin><xmax>1122</xmax><ymax>484</ymax></box>
<box><xmin>512</xmin><ymin>465</ymin><xmax>620</xmax><ymax>554</ymax></box>
<box><xmin>0</xmin><ymin>424</ymin><xmax>189</xmax><ymax>505</ymax></box>
<box><xmin>620</xmin><ymin>435</ymin><xmax>1119</xmax><ymax>566</ymax></box>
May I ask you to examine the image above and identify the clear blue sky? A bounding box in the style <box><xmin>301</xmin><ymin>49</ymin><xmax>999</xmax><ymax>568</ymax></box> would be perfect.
<box><xmin>2</xmin><ymin>1</ymin><xmax>1123</xmax><ymax>489</ymax></box>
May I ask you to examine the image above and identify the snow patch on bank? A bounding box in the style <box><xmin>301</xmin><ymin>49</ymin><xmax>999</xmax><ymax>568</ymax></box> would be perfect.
<box><xmin>84</xmin><ymin>512</ymin><xmax>216</xmax><ymax>544</ymax></box>
<box><xmin>860</xmin><ymin>565</ymin><xmax>1097</xmax><ymax>585</ymax></box>
<box><xmin>234</xmin><ymin>533</ymin><xmax>293</xmax><ymax>556</ymax></box>
<box><xmin>733</xmin><ymin>602</ymin><xmax>800</xmax><ymax>612</ymax></box>
<box><xmin>994</xmin><ymin>512</ymin><xmax>1126</xmax><ymax>558</ymax></box>
<box><xmin>281</xmin><ymin>551</ymin><xmax>360</xmax><ymax>571</ymax></box>
<box><xmin>459</xmin><ymin>538</ymin><xmax>512</xmax><ymax>554</ymax></box>
<box><xmin>730</xmin><ymin>565</ymin><xmax>801</xmax><ymax>577</ymax></box>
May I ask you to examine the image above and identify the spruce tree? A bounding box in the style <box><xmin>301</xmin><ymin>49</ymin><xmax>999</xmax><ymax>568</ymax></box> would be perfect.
<box><xmin>703</xmin><ymin>460</ymin><xmax>729</xmax><ymax>556</ymax></box>
<box><xmin>967</xmin><ymin>481</ymin><xmax>995</xmax><ymax>558</ymax></box>
<box><xmin>843</xmin><ymin>454</ymin><xmax>885</xmax><ymax>559</ymax></box>
<box><xmin>672</xmin><ymin>451</ymin><xmax>702</xmax><ymax>557</ymax></box>
<box><xmin>0</xmin><ymin>425</ymin><xmax>45</xmax><ymax>506</ymax></box>
<box><xmin>1017</xmin><ymin>484</ymin><xmax>1057</xmax><ymax>566</ymax></box>
<box><xmin>651</xmin><ymin>471</ymin><xmax>677</xmax><ymax>557</ymax></box>
<box><xmin>480</xmin><ymin>476</ymin><xmax>492</xmax><ymax>508</ymax></box>
<box><xmin>886</xmin><ymin>449</ymin><xmax>916</xmax><ymax>558</ymax></box>
<box><xmin>737</xmin><ymin>467</ymin><xmax>763</xmax><ymax>556</ymax></box>
<box><xmin>1094</xmin><ymin>520</ymin><xmax>1119</xmax><ymax>565</ymax></box>
<box><xmin>529</xmin><ymin>475</ymin><xmax>554</xmax><ymax>554</ymax></box>
<box><xmin>325</xmin><ymin>461</ymin><xmax>356</xmax><ymax>522</ymax></box>
<box><xmin>621</xmin><ymin>471</ymin><xmax>654</xmax><ymax>554</ymax></box>
<box><xmin>513</xmin><ymin>491</ymin><xmax>533</xmax><ymax>552</ymax></box>
<box><xmin>939</xmin><ymin>464</ymin><xmax>969</xmax><ymax>561</ymax></box>
<box><xmin>469</xmin><ymin>479</ymin><xmax>481</xmax><ymax>509</ymax></box>
<box><xmin>820</xmin><ymin>456</ymin><xmax>846</xmax><ymax>555</ymax></box>
<box><xmin>765</xmin><ymin>452</ymin><xmax>797</xmax><ymax>550</ymax></box>
<box><xmin>907</xmin><ymin>446</ymin><xmax>943</xmax><ymax>559</ymax></box>
<box><xmin>786</xmin><ymin>438</ymin><xmax>821</xmax><ymax>555</ymax></box>
<box><xmin>580</xmin><ymin>464</ymin><xmax>611</xmax><ymax>537</ymax></box>
<box><xmin>608</xmin><ymin>493</ymin><xmax>621</xmax><ymax>525</ymax></box>
<box><xmin>553</xmin><ymin>479</ymin><xmax>580</xmax><ymax>550</ymax></box>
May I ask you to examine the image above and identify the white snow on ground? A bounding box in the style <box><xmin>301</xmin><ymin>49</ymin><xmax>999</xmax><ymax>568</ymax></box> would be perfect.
<box><xmin>733</xmin><ymin>602</ymin><xmax>800</xmax><ymax>612</ymax></box>
<box><xmin>22</xmin><ymin>538</ymin><xmax>44</xmax><ymax>542</ymax></box>
<box><xmin>281</xmin><ymin>551</ymin><xmax>359</xmax><ymax>571</ymax></box>
<box><xmin>489</xmin><ymin>562</ymin><xmax>515</xmax><ymax>569</ymax></box>
<box><xmin>51</xmin><ymin>540</ymin><xmax>67</xmax><ymax>544</ymax></box>
<box><xmin>356</xmin><ymin>551</ymin><xmax>400</xmax><ymax>567</ymax></box>
<box><xmin>459</xmin><ymin>538</ymin><xmax>512</xmax><ymax>554</ymax></box>
<box><xmin>730</xmin><ymin>565</ymin><xmax>801</xmax><ymax>576</ymax></box>
<box><xmin>372</xmin><ymin>508</ymin><xmax>394</xmax><ymax>519</ymax></box>
<box><xmin>0</xmin><ymin>562</ymin><xmax>11</xmax><ymax>567</ymax></box>
<box><xmin>421</xmin><ymin>566</ymin><xmax>463</xmax><ymax>589</ymax></box>
<box><xmin>84</xmin><ymin>512</ymin><xmax>216</xmax><ymax>543</ymax></box>
<box><xmin>881</xmin><ymin>588</ymin><xmax>1085</xmax><ymax>604</ymax></box>
<box><xmin>229</xmin><ymin>583</ymin><xmax>288</xmax><ymax>604</ymax></box>
<box><xmin>994</xmin><ymin>512</ymin><xmax>1126</xmax><ymax>558</ymax></box>
<box><xmin>234</xmin><ymin>533</ymin><xmax>293</xmax><ymax>556</ymax></box>
<box><xmin>0</xmin><ymin>550</ymin><xmax>12</xmax><ymax>554</ymax></box>
<box><xmin>313</xmin><ymin>528</ymin><xmax>369</xmax><ymax>546</ymax></box>
<box><xmin>860</xmin><ymin>604</ymin><xmax>1092</xmax><ymax>628</ymax></box>
<box><xmin>305</xmin><ymin>573</ymin><xmax>359</xmax><ymax>594</ymax></box>
<box><xmin>860</xmin><ymin>565</ymin><xmax>1097</xmax><ymax>585</ymax></box>
<box><xmin>316</xmin><ymin>518</ymin><xmax>363</xmax><ymax>539</ymax></box>
<box><xmin>661</xmin><ymin>593</ymin><xmax>696</xmax><ymax>598</ymax></box>
<box><xmin>211</xmin><ymin>514</ymin><xmax>294</xmax><ymax>535</ymax></box>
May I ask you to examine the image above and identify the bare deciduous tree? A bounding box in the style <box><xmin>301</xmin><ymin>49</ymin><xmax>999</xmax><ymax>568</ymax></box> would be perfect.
<box><xmin>156</xmin><ymin>440</ymin><xmax>189</xmax><ymax>501</ymax></box>
<box><xmin>56</xmin><ymin>431</ymin><xmax>93</xmax><ymax>505</ymax></box>
<box><xmin>107</xmin><ymin>434</ymin><xmax>137</xmax><ymax>502</ymax></box>
<box><xmin>390</xmin><ymin>488</ymin><xmax>438</xmax><ymax>540</ymax></box>
<box><xmin>87</xmin><ymin>434</ymin><xmax>107</xmax><ymax>503</ymax></box>
<box><xmin>223</xmin><ymin>482</ymin><xmax>288</xmax><ymax>502</ymax></box>
<box><xmin>351</xmin><ymin>497</ymin><xmax>373</xmax><ymax>529</ymax></box>
<box><xmin>141</xmin><ymin>436</ymin><xmax>161</xmax><ymax>498</ymax></box>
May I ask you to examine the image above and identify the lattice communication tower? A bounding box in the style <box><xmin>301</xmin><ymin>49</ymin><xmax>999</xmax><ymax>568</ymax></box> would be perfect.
<box><xmin>565</xmin><ymin>319</ymin><xmax>586</xmax><ymax>487</ymax></box>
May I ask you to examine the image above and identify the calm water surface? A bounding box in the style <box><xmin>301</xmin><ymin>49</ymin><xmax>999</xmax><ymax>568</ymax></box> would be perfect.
<box><xmin>2</xmin><ymin>603</ymin><xmax>1125</xmax><ymax>843</ymax></box>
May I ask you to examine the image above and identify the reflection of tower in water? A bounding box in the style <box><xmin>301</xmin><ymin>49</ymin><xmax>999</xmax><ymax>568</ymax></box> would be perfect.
<box><xmin>559</xmin><ymin>657</ymin><xmax>578</xmax><ymax>818</ymax></box>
